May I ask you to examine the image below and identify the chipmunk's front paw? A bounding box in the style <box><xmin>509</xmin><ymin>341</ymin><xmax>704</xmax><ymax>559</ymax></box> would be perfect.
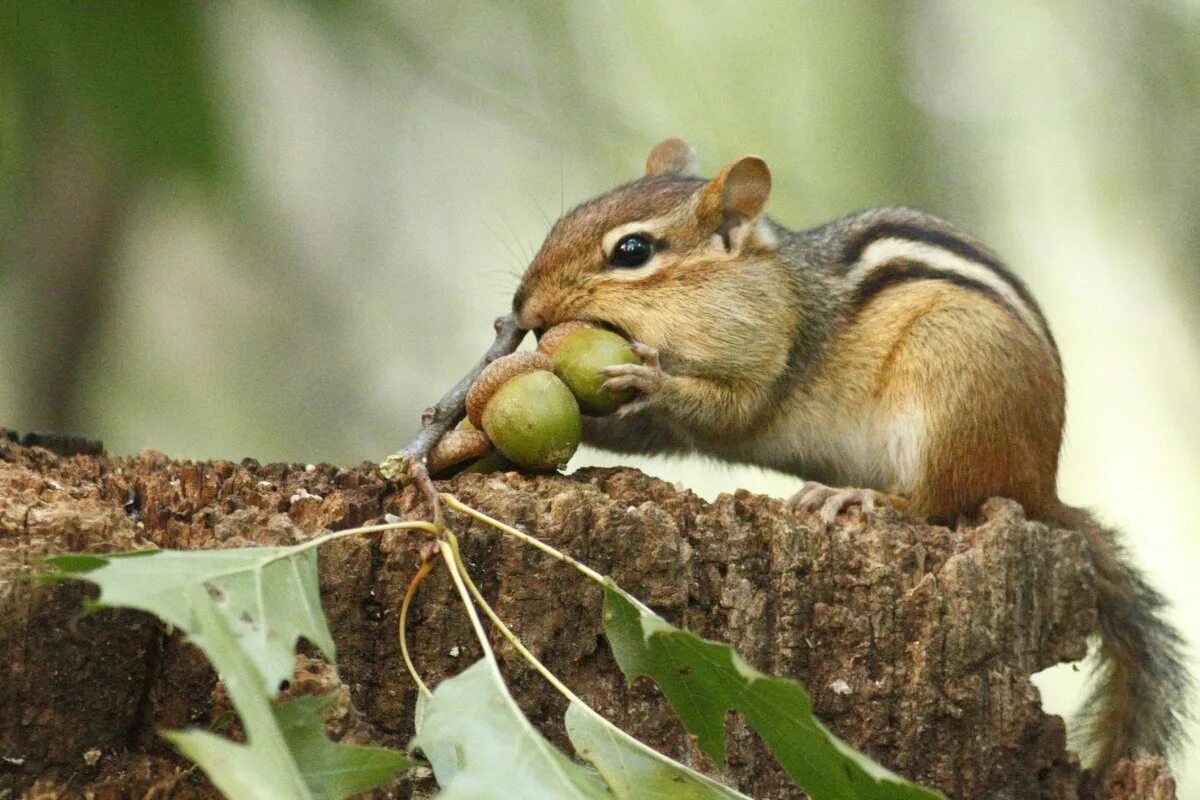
<box><xmin>603</xmin><ymin>341</ymin><xmax>662</xmax><ymax>418</ymax></box>
<box><xmin>789</xmin><ymin>482</ymin><xmax>889</xmax><ymax>528</ymax></box>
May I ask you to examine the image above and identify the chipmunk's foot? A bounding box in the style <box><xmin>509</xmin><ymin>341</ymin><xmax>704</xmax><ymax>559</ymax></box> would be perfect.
<box><xmin>789</xmin><ymin>482</ymin><xmax>889</xmax><ymax>528</ymax></box>
<box><xmin>603</xmin><ymin>341</ymin><xmax>663</xmax><ymax>418</ymax></box>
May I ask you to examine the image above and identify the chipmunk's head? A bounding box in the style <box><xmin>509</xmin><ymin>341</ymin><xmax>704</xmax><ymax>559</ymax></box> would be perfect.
<box><xmin>513</xmin><ymin>139</ymin><xmax>783</xmax><ymax>356</ymax></box>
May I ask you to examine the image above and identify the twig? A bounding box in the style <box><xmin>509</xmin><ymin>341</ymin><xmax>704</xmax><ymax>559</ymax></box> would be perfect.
<box><xmin>381</xmin><ymin>313</ymin><xmax>526</xmax><ymax>527</ymax></box>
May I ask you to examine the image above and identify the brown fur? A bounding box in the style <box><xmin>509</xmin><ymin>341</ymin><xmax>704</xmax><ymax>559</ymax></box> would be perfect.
<box><xmin>513</xmin><ymin>141</ymin><xmax>1190</xmax><ymax>773</ymax></box>
<box><xmin>856</xmin><ymin>282</ymin><xmax>1063</xmax><ymax>519</ymax></box>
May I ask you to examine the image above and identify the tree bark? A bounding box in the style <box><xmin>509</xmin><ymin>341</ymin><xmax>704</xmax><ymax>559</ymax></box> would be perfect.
<box><xmin>0</xmin><ymin>437</ymin><xmax>1176</xmax><ymax>800</ymax></box>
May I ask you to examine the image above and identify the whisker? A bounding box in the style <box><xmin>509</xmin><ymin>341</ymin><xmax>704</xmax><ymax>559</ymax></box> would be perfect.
<box><xmin>479</xmin><ymin>265</ymin><xmax>522</xmax><ymax>297</ymax></box>
<box><xmin>523</xmin><ymin>186</ymin><xmax>554</xmax><ymax>230</ymax></box>
<box><xmin>483</xmin><ymin>216</ymin><xmax>527</xmax><ymax>274</ymax></box>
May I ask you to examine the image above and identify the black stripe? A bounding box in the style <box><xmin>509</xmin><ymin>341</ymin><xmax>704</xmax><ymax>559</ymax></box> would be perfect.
<box><xmin>851</xmin><ymin>259</ymin><xmax>1012</xmax><ymax>318</ymax></box>
<box><xmin>844</xmin><ymin>222</ymin><xmax>1057</xmax><ymax>356</ymax></box>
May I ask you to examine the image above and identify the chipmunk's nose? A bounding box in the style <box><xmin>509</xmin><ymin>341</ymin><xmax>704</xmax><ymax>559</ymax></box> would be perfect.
<box><xmin>517</xmin><ymin>309</ymin><xmax>544</xmax><ymax>332</ymax></box>
<box><xmin>513</xmin><ymin>291</ymin><xmax>545</xmax><ymax>332</ymax></box>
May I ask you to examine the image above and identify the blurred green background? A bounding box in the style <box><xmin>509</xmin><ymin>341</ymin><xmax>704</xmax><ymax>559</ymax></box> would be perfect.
<box><xmin>2</xmin><ymin>1</ymin><xmax>1197</xmax><ymax>791</ymax></box>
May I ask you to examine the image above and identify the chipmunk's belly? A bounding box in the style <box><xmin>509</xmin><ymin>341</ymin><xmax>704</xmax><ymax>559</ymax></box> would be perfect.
<box><xmin>745</xmin><ymin>403</ymin><xmax>927</xmax><ymax>493</ymax></box>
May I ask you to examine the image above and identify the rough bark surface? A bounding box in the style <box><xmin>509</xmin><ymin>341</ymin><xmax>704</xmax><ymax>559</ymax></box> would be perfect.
<box><xmin>0</xmin><ymin>437</ymin><xmax>1177</xmax><ymax>800</ymax></box>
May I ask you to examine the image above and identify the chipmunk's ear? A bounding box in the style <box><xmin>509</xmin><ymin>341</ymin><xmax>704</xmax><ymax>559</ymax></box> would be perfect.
<box><xmin>695</xmin><ymin>156</ymin><xmax>772</xmax><ymax>239</ymax></box>
<box><xmin>644</xmin><ymin>138</ymin><xmax>698</xmax><ymax>178</ymax></box>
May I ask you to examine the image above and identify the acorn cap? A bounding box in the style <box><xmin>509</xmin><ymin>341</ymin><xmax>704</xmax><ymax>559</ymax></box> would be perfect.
<box><xmin>536</xmin><ymin>320</ymin><xmax>602</xmax><ymax>358</ymax></box>
<box><xmin>427</xmin><ymin>427</ymin><xmax>492</xmax><ymax>475</ymax></box>
<box><xmin>465</xmin><ymin>351</ymin><xmax>556</xmax><ymax>429</ymax></box>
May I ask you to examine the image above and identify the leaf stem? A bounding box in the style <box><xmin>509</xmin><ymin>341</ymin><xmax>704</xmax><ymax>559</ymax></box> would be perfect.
<box><xmin>286</xmin><ymin>519</ymin><xmax>439</xmax><ymax>557</ymax></box>
<box><xmin>441</xmin><ymin>525</ymin><xmax>706</xmax><ymax>793</ymax></box>
<box><xmin>440</xmin><ymin>494</ymin><xmax>605</xmax><ymax>585</ymax></box>
<box><xmin>445</xmin><ymin>533</ymin><xmax>586</xmax><ymax>708</ymax></box>
<box><xmin>399</xmin><ymin>559</ymin><xmax>434</xmax><ymax>696</ymax></box>
<box><xmin>437</xmin><ymin>538</ymin><xmax>497</xmax><ymax>668</ymax></box>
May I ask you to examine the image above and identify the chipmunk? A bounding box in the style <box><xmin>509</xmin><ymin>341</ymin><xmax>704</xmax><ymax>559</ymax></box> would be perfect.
<box><xmin>510</xmin><ymin>138</ymin><xmax>1190</xmax><ymax>774</ymax></box>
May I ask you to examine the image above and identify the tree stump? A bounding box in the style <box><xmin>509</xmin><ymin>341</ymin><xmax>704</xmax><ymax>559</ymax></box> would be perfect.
<box><xmin>0</xmin><ymin>437</ymin><xmax>1176</xmax><ymax>799</ymax></box>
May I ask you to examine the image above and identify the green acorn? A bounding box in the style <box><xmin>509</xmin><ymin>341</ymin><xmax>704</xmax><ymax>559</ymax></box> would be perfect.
<box><xmin>465</xmin><ymin>352</ymin><xmax>581</xmax><ymax>470</ymax></box>
<box><xmin>538</xmin><ymin>321</ymin><xmax>639</xmax><ymax>416</ymax></box>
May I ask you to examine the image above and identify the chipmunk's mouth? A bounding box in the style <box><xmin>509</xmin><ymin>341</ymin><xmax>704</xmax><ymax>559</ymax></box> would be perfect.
<box><xmin>583</xmin><ymin>318</ymin><xmax>631</xmax><ymax>341</ymax></box>
<box><xmin>532</xmin><ymin>318</ymin><xmax>631</xmax><ymax>344</ymax></box>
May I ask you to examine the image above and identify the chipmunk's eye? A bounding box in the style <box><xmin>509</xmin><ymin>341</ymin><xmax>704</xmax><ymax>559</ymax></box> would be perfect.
<box><xmin>609</xmin><ymin>234</ymin><xmax>655</xmax><ymax>268</ymax></box>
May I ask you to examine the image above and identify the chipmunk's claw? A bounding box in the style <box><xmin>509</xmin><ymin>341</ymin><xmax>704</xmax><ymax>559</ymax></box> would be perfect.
<box><xmin>789</xmin><ymin>482</ymin><xmax>888</xmax><ymax>528</ymax></box>
<box><xmin>602</xmin><ymin>341</ymin><xmax>663</xmax><ymax>413</ymax></box>
<box><xmin>628</xmin><ymin>340</ymin><xmax>660</xmax><ymax>367</ymax></box>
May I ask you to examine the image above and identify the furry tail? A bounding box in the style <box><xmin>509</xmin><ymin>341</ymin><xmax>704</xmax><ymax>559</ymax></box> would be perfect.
<box><xmin>1048</xmin><ymin>503</ymin><xmax>1191</xmax><ymax>772</ymax></box>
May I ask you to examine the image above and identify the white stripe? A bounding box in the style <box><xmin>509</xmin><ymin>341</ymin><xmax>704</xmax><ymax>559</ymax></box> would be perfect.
<box><xmin>848</xmin><ymin>238</ymin><xmax>1049</xmax><ymax>345</ymax></box>
<box><xmin>597</xmin><ymin>219</ymin><xmax>671</xmax><ymax>282</ymax></box>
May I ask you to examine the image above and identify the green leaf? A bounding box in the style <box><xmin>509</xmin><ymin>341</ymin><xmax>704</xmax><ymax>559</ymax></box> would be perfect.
<box><xmin>564</xmin><ymin>701</ymin><xmax>750</xmax><ymax>799</ymax></box>
<box><xmin>413</xmin><ymin>658</ymin><xmax>609</xmax><ymax>799</ymax></box>
<box><xmin>163</xmin><ymin>584</ymin><xmax>414</xmax><ymax>800</ymax></box>
<box><xmin>43</xmin><ymin>546</ymin><xmax>335</xmax><ymax>693</ymax></box>
<box><xmin>41</xmin><ymin>553</ymin><xmax>116</xmax><ymax>573</ymax></box>
<box><xmin>415</xmin><ymin>657</ymin><xmax>749</xmax><ymax>800</ymax></box>
<box><xmin>275</xmin><ymin>693</ymin><xmax>415</xmax><ymax>799</ymax></box>
<box><xmin>603</xmin><ymin>582</ymin><xmax>943</xmax><ymax>800</ymax></box>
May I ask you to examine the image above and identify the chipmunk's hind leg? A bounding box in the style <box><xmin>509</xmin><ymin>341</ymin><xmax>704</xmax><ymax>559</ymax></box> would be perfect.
<box><xmin>878</xmin><ymin>288</ymin><xmax>1064</xmax><ymax>520</ymax></box>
